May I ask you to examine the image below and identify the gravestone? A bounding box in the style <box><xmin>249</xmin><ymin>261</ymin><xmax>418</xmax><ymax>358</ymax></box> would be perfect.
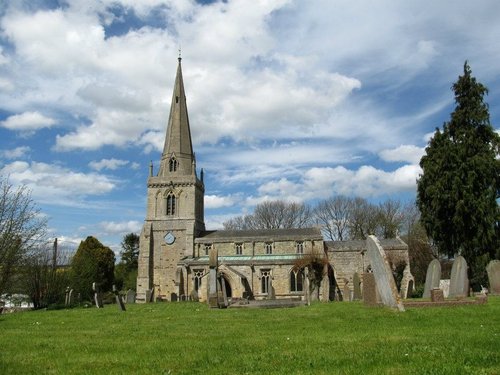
<box><xmin>439</xmin><ymin>279</ymin><xmax>450</xmax><ymax>298</ymax></box>
<box><xmin>65</xmin><ymin>287</ymin><xmax>70</xmax><ymax>306</ymax></box>
<box><xmin>304</xmin><ymin>268</ymin><xmax>311</xmax><ymax>306</ymax></box>
<box><xmin>112</xmin><ymin>285</ymin><xmax>126</xmax><ymax>311</ymax></box>
<box><xmin>353</xmin><ymin>272</ymin><xmax>362</xmax><ymax>300</ymax></box>
<box><xmin>449</xmin><ymin>256</ymin><xmax>469</xmax><ymax>298</ymax></box>
<box><xmin>219</xmin><ymin>277</ymin><xmax>229</xmax><ymax>308</ymax></box>
<box><xmin>126</xmin><ymin>289</ymin><xmax>136</xmax><ymax>304</ymax></box>
<box><xmin>190</xmin><ymin>289</ymin><xmax>199</xmax><ymax>302</ymax></box>
<box><xmin>343</xmin><ymin>279</ymin><xmax>350</xmax><ymax>302</ymax></box>
<box><xmin>431</xmin><ymin>288</ymin><xmax>444</xmax><ymax>302</ymax></box>
<box><xmin>320</xmin><ymin>264</ymin><xmax>330</xmax><ymax>302</ymax></box>
<box><xmin>486</xmin><ymin>260</ymin><xmax>500</xmax><ymax>295</ymax></box>
<box><xmin>170</xmin><ymin>293</ymin><xmax>178</xmax><ymax>302</ymax></box>
<box><xmin>208</xmin><ymin>248</ymin><xmax>219</xmax><ymax>308</ymax></box>
<box><xmin>93</xmin><ymin>282</ymin><xmax>103</xmax><ymax>308</ymax></box>
<box><xmin>366</xmin><ymin>236</ymin><xmax>405</xmax><ymax>311</ymax></box>
<box><xmin>145</xmin><ymin>289</ymin><xmax>152</xmax><ymax>303</ymax></box>
<box><xmin>362</xmin><ymin>273</ymin><xmax>378</xmax><ymax>306</ymax></box>
<box><xmin>68</xmin><ymin>289</ymin><xmax>74</xmax><ymax>305</ymax></box>
<box><xmin>423</xmin><ymin>259</ymin><xmax>441</xmax><ymax>299</ymax></box>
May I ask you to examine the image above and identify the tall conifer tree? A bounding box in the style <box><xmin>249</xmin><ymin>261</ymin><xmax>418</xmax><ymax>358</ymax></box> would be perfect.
<box><xmin>417</xmin><ymin>62</ymin><xmax>500</xmax><ymax>288</ymax></box>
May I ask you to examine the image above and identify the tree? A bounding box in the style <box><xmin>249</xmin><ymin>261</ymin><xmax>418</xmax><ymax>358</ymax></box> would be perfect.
<box><xmin>114</xmin><ymin>233</ymin><xmax>139</xmax><ymax>291</ymax></box>
<box><xmin>223</xmin><ymin>200</ymin><xmax>312</xmax><ymax>230</ymax></box>
<box><xmin>23</xmin><ymin>242</ymin><xmax>71</xmax><ymax>309</ymax></box>
<box><xmin>0</xmin><ymin>178</ymin><xmax>47</xmax><ymax>296</ymax></box>
<box><xmin>347</xmin><ymin>198</ymin><xmax>379</xmax><ymax>240</ymax></box>
<box><xmin>417</xmin><ymin>62</ymin><xmax>500</xmax><ymax>289</ymax></box>
<box><xmin>377</xmin><ymin>199</ymin><xmax>404</xmax><ymax>239</ymax></box>
<box><xmin>71</xmin><ymin>236</ymin><xmax>115</xmax><ymax>301</ymax></box>
<box><xmin>313</xmin><ymin>196</ymin><xmax>352</xmax><ymax>241</ymax></box>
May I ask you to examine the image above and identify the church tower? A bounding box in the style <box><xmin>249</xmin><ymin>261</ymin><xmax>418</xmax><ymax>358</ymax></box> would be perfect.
<box><xmin>136</xmin><ymin>57</ymin><xmax>205</xmax><ymax>302</ymax></box>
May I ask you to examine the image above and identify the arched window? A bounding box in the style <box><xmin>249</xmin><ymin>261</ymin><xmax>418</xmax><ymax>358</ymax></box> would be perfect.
<box><xmin>169</xmin><ymin>157</ymin><xmax>178</xmax><ymax>172</ymax></box>
<box><xmin>165</xmin><ymin>192</ymin><xmax>176</xmax><ymax>215</ymax></box>
<box><xmin>290</xmin><ymin>268</ymin><xmax>304</xmax><ymax>292</ymax></box>
<box><xmin>261</xmin><ymin>269</ymin><xmax>271</xmax><ymax>294</ymax></box>
<box><xmin>193</xmin><ymin>269</ymin><xmax>203</xmax><ymax>291</ymax></box>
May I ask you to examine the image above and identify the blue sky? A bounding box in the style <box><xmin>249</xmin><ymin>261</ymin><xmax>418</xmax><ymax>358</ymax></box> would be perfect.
<box><xmin>1</xmin><ymin>0</ymin><xmax>499</xmax><ymax>256</ymax></box>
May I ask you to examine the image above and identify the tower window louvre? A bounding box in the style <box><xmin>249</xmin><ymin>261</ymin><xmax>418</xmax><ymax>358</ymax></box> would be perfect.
<box><xmin>166</xmin><ymin>192</ymin><xmax>176</xmax><ymax>216</ymax></box>
<box><xmin>169</xmin><ymin>157</ymin><xmax>178</xmax><ymax>172</ymax></box>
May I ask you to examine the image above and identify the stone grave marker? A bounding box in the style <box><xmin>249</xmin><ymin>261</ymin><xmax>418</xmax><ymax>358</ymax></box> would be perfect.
<box><xmin>366</xmin><ymin>235</ymin><xmax>405</xmax><ymax>311</ymax></box>
<box><xmin>208</xmin><ymin>248</ymin><xmax>219</xmax><ymax>308</ymax></box>
<box><xmin>362</xmin><ymin>273</ymin><xmax>378</xmax><ymax>306</ymax></box>
<box><xmin>431</xmin><ymin>288</ymin><xmax>444</xmax><ymax>302</ymax></box>
<box><xmin>190</xmin><ymin>289</ymin><xmax>199</xmax><ymax>302</ymax></box>
<box><xmin>343</xmin><ymin>279</ymin><xmax>350</xmax><ymax>302</ymax></box>
<box><xmin>439</xmin><ymin>279</ymin><xmax>450</xmax><ymax>298</ymax></box>
<box><xmin>112</xmin><ymin>285</ymin><xmax>126</xmax><ymax>311</ymax></box>
<box><xmin>353</xmin><ymin>272</ymin><xmax>362</xmax><ymax>300</ymax></box>
<box><xmin>423</xmin><ymin>259</ymin><xmax>441</xmax><ymax>298</ymax></box>
<box><xmin>219</xmin><ymin>276</ymin><xmax>229</xmax><ymax>308</ymax></box>
<box><xmin>65</xmin><ymin>287</ymin><xmax>70</xmax><ymax>306</ymax></box>
<box><xmin>170</xmin><ymin>293</ymin><xmax>178</xmax><ymax>302</ymax></box>
<box><xmin>126</xmin><ymin>289</ymin><xmax>136</xmax><ymax>304</ymax></box>
<box><xmin>68</xmin><ymin>289</ymin><xmax>74</xmax><ymax>305</ymax></box>
<box><xmin>486</xmin><ymin>260</ymin><xmax>500</xmax><ymax>295</ymax></box>
<box><xmin>449</xmin><ymin>256</ymin><xmax>469</xmax><ymax>298</ymax></box>
<box><xmin>93</xmin><ymin>282</ymin><xmax>103</xmax><ymax>308</ymax></box>
<box><xmin>145</xmin><ymin>289</ymin><xmax>152</xmax><ymax>303</ymax></box>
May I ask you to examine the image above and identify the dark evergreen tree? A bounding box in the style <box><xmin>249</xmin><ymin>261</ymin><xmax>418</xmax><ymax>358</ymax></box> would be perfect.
<box><xmin>71</xmin><ymin>236</ymin><xmax>115</xmax><ymax>301</ymax></box>
<box><xmin>114</xmin><ymin>233</ymin><xmax>139</xmax><ymax>291</ymax></box>
<box><xmin>417</xmin><ymin>62</ymin><xmax>500</xmax><ymax>289</ymax></box>
<box><xmin>120</xmin><ymin>233</ymin><xmax>139</xmax><ymax>272</ymax></box>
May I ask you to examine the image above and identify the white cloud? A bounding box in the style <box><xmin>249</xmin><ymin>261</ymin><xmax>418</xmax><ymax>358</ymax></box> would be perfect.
<box><xmin>0</xmin><ymin>161</ymin><xmax>116</xmax><ymax>204</ymax></box>
<box><xmin>98</xmin><ymin>220</ymin><xmax>142</xmax><ymax>235</ymax></box>
<box><xmin>204</xmin><ymin>194</ymin><xmax>239</xmax><ymax>209</ymax></box>
<box><xmin>250</xmin><ymin>163</ymin><xmax>422</xmax><ymax>202</ymax></box>
<box><xmin>1</xmin><ymin>146</ymin><xmax>31</xmax><ymax>159</ymax></box>
<box><xmin>379</xmin><ymin>145</ymin><xmax>425</xmax><ymax>164</ymax></box>
<box><xmin>89</xmin><ymin>158</ymin><xmax>129</xmax><ymax>171</ymax></box>
<box><xmin>1</xmin><ymin>111</ymin><xmax>56</xmax><ymax>131</ymax></box>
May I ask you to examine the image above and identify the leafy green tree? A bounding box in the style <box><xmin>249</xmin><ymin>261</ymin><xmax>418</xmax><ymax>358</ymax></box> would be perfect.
<box><xmin>417</xmin><ymin>62</ymin><xmax>500</xmax><ymax>289</ymax></box>
<box><xmin>114</xmin><ymin>233</ymin><xmax>139</xmax><ymax>291</ymax></box>
<box><xmin>71</xmin><ymin>236</ymin><xmax>115</xmax><ymax>301</ymax></box>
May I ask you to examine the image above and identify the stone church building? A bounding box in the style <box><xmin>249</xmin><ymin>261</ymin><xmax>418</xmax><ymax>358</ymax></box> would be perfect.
<box><xmin>136</xmin><ymin>58</ymin><xmax>412</xmax><ymax>303</ymax></box>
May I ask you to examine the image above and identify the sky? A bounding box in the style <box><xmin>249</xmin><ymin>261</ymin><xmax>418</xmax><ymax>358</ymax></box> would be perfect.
<box><xmin>1</xmin><ymin>0</ymin><xmax>499</xmax><ymax>257</ymax></box>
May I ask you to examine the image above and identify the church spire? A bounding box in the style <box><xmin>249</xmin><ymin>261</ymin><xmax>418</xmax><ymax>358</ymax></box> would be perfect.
<box><xmin>159</xmin><ymin>57</ymin><xmax>194</xmax><ymax>175</ymax></box>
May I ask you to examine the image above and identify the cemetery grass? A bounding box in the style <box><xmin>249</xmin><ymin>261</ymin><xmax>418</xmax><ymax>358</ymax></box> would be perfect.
<box><xmin>1</xmin><ymin>298</ymin><xmax>499</xmax><ymax>375</ymax></box>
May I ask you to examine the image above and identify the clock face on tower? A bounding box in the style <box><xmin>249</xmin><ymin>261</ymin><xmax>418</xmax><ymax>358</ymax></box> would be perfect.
<box><xmin>164</xmin><ymin>231</ymin><xmax>175</xmax><ymax>245</ymax></box>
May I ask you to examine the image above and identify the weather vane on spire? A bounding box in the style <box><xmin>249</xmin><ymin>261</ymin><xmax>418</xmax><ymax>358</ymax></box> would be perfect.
<box><xmin>178</xmin><ymin>46</ymin><xmax>182</xmax><ymax>62</ymax></box>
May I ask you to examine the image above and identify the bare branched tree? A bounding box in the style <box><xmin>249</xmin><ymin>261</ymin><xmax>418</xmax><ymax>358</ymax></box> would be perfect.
<box><xmin>313</xmin><ymin>196</ymin><xmax>352</xmax><ymax>240</ymax></box>
<box><xmin>0</xmin><ymin>178</ymin><xmax>47</xmax><ymax>295</ymax></box>
<box><xmin>223</xmin><ymin>200</ymin><xmax>312</xmax><ymax>230</ymax></box>
<box><xmin>377</xmin><ymin>199</ymin><xmax>404</xmax><ymax>238</ymax></box>
<box><xmin>347</xmin><ymin>198</ymin><xmax>379</xmax><ymax>240</ymax></box>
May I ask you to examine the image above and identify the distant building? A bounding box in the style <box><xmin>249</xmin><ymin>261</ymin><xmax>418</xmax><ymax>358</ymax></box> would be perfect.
<box><xmin>136</xmin><ymin>58</ymin><xmax>412</xmax><ymax>303</ymax></box>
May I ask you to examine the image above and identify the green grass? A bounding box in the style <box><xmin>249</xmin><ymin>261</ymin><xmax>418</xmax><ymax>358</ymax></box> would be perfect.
<box><xmin>1</xmin><ymin>298</ymin><xmax>499</xmax><ymax>375</ymax></box>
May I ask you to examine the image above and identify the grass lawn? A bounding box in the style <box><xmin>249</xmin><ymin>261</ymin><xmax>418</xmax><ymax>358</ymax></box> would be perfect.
<box><xmin>1</xmin><ymin>297</ymin><xmax>499</xmax><ymax>375</ymax></box>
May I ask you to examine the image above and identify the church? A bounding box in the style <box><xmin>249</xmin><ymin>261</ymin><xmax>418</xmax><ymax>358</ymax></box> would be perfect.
<box><xmin>136</xmin><ymin>58</ymin><xmax>412</xmax><ymax>303</ymax></box>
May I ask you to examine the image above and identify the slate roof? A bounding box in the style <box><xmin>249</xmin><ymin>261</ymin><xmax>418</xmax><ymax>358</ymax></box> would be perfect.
<box><xmin>195</xmin><ymin>227</ymin><xmax>323</xmax><ymax>243</ymax></box>
<box><xmin>325</xmin><ymin>237</ymin><xmax>407</xmax><ymax>252</ymax></box>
